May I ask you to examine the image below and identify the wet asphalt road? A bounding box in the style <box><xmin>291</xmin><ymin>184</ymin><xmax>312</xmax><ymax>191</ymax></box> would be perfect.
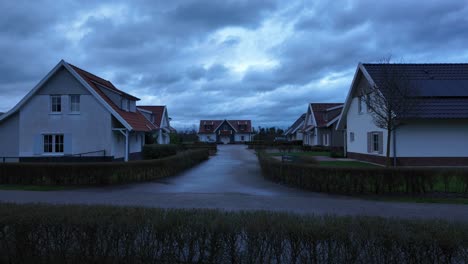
<box><xmin>1</xmin><ymin>145</ymin><xmax>467</xmax><ymax>221</ymax></box>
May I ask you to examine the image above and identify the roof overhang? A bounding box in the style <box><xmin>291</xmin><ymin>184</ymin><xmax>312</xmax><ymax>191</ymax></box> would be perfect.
<box><xmin>336</xmin><ymin>63</ymin><xmax>375</xmax><ymax>130</ymax></box>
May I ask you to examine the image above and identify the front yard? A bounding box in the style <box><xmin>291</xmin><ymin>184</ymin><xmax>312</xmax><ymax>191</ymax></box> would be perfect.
<box><xmin>268</xmin><ymin>151</ymin><xmax>379</xmax><ymax>167</ymax></box>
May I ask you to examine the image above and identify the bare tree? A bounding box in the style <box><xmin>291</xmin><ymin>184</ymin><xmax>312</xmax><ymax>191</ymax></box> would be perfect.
<box><xmin>361</xmin><ymin>57</ymin><xmax>419</xmax><ymax>167</ymax></box>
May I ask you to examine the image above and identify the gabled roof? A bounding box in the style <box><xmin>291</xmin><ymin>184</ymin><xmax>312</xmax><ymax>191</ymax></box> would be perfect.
<box><xmin>198</xmin><ymin>120</ymin><xmax>252</xmax><ymax>134</ymax></box>
<box><xmin>337</xmin><ymin>63</ymin><xmax>468</xmax><ymax>129</ymax></box>
<box><xmin>0</xmin><ymin>60</ymin><xmax>156</xmax><ymax>132</ymax></box>
<box><xmin>284</xmin><ymin>113</ymin><xmax>306</xmax><ymax>135</ymax></box>
<box><xmin>137</xmin><ymin>106</ymin><xmax>167</xmax><ymax>128</ymax></box>
<box><xmin>310</xmin><ymin>103</ymin><xmax>343</xmax><ymax>128</ymax></box>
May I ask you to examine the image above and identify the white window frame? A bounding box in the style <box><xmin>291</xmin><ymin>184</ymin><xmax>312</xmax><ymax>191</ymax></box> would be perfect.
<box><xmin>241</xmin><ymin>135</ymin><xmax>245</xmax><ymax>141</ymax></box>
<box><xmin>50</xmin><ymin>95</ymin><xmax>62</xmax><ymax>113</ymax></box>
<box><xmin>43</xmin><ymin>134</ymin><xmax>64</xmax><ymax>154</ymax></box>
<box><xmin>322</xmin><ymin>133</ymin><xmax>329</xmax><ymax>146</ymax></box>
<box><xmin>70</xmin><ymin>95</ymin><xmax>80</xmax><ymax>113</ymax></box>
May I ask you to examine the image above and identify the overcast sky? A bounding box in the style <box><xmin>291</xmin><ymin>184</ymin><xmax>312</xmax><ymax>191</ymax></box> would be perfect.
<box><xmin>1</xmin><ymin>0</ymin><xmax>467</xmax><ymax>129</ymax></box>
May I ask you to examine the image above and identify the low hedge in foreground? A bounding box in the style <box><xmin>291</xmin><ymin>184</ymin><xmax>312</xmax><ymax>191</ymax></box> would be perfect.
<box><xmin>0</xmin><ymin>149</ymin><xmax>209</xmax><ymax>186</ymax></box>
<box><xmin>258</xmin><ymin>152</ymin><xmax>468</xmax><ymax>195</ymax></box>
<box><xmin>0</xmin><ymin>203</ymin><xmax>466</xmax><ymax>263</ymax></box>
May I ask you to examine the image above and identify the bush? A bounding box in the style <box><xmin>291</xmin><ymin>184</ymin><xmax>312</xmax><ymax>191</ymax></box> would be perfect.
<box><xmin>0</xmin><ymin>149</ymin><xmax>209</xmax><ymax>186</ymax></box>
<box><xmin>257</xmin><ymin>152</ymin><xmax>468</xmax><ymax>196</ymax></box>
<box><xmin>142</xmin><ymin>144</ymin><xmax>183</xmax><ymax>159</ymax></box>
<box><xmin>0</xmin><ymin>203</ymin><xmax>467</xmax><ymax>263</ymax></box>
<box><xmin>182</xmin><ymin>142</ymin><xmax>218</xmax><ymax>155</ymax></box>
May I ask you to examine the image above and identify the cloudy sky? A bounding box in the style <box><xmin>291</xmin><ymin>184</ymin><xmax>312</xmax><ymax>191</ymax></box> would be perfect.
<box><xmin>1</xmin><ymin>0</ymin><xmax>467</xmax><ymax>130</ymax></box>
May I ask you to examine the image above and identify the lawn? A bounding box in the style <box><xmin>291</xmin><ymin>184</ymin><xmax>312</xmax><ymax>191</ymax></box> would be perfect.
<box><xmin>369</xmin><ymin>196</ymin><xmax>468</xmax><ymax>205</ymax></box>
<box><xmin>318</xmin><ymin>161</ymin><xmax>380</xmax><ymax>168</ymax></box>
<box><xmin>0</xmin><ymin>185</ymin><xmax>72</xmax><ymax>191</ymax></box>
<box><xmin>269</xmin><ymin>151</ymin><xmax>331</xmax><ymax>157</ymax></box>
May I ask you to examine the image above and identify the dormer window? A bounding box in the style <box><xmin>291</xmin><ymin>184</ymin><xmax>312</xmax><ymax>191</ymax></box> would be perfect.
<box><xmin>204</xmin><ymin>125</ymin><xmax>213</xmax><ymax>130</ymax></box>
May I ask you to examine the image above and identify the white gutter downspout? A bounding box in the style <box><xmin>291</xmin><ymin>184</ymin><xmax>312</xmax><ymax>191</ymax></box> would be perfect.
<box><xmin>125</xmin><ymin>130</ymin><xmax>129</xmax><ymax>162</ymax></box>
<box><xmin>393</xmin><ymin>129</ymin><xmax>397</xmax><ymax>167</ymax></box>
<box><xmin>114</xmin><ymin>129</ymin><xmax>130</xmax><ymax>162</ymax></box>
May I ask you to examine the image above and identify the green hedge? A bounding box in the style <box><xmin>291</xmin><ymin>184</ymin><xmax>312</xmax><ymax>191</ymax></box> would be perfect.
<box><xmin>142</xmin><ymin>144</ymin><xmax>184</xmax><ymax>159</ymax></box>
<box><xmin>0</xmin><ymin>203</ymin><xmax>467</xmax><ymax>263</ymax></box>
<box><xmin>258</xmin><ymin>152</ymin><xmax>468</xmax><ymax>195</ymax></box>
<box><xmin>0</xmin><ymin>149</ymin><xmax>209</xmax><ymax>186</ymax></box>
<box><xmin>182</xmin><ymin>142</ymin><xmax>218</xmax><ymax>155</ymax></box>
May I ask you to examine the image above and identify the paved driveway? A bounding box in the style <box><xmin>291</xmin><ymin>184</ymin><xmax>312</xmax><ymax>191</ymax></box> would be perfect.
<box><xmin>1</xmin><ymin>145</ymin><xmax>467</xmax><ymax>221</ymax></box>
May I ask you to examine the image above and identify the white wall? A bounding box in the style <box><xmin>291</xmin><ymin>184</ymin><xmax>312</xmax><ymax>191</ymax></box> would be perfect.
<box><xmin>396</xmin><ymin>119</ymin><xmax>468</xmax><ymax>157</ymax></box>
<box><xmin>345</xmin><ymin>96</ymin><xmax>388</xmax><ymax>156</ymax></box>
<box><xmin>235</xmin><ymin>133</ymin><xmax>251</xmax><ymax>142</ymax></box>
<box><xmin>0</xmin><ymin>112</ymin><xmax>19</xmax><ymax>157</ymax></box>
<box><xmin>198</xmin><ymin>133</ymin><xmax>216</xmax><ymax>142</ymax></box>
<box><xmin>19</xmin><ymin>68</ymin><xmax>114</xmax><ymax>157</ymax></box>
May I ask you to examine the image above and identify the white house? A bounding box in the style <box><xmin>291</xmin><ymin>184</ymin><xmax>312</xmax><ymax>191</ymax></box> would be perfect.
<box><xmin>303</xmin><ymin>103</ymin><xmax>344</xmax><ymax>147</ymax></box>
<box><xmin>198</xmin><ymin>120</ymin><xmax>253</xmax><ymax>144</ymax></box>
<box><xmin>138</xmin><ymin>106</ymin><xmax>172</xmax><ymax>144</ymax></box>
<box><xmin>337</xmin><ymin>63</ymin><xmax>468</xmax><ymax>166</ymax></box>
<box><xmin>283</xmin><ymin>113</ymin><xmax>305</xmax><ymax>141</ymax></box>
<box><xmin>0</xmin><ymin>60</ymin><xmax>161</xmax><ymax>162</ymax></box>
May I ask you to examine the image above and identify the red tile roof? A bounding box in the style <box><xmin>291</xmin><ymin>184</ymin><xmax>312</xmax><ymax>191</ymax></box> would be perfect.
<box><xmin>138</xmin><ymin>106</ymin><xmax>166</xmax><ymax>127</ymax></box>
<box><xmin>310</xmin><ymin>103</ymin><xmax>343</xmax><ymax>127</ymax></box>
<box><xmin>69</xmin><ymin>63</ymin><xmax>157</xmax><ymax>132</ymax></box>
<box><xmin>198</xmin><ymin>120</ymin><xmax>252</xmax><ymax>134</ymax></box>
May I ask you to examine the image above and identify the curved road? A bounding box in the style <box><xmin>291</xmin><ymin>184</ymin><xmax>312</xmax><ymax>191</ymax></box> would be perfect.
<box><xmin>1</xmin><ymin>145</ymin><xmax>467</xmax><ymax>221</ymax></box>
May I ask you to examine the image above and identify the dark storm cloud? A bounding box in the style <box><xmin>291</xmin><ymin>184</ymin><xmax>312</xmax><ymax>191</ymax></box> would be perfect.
<box><xmin>0</xmin><ymin>0</ymin><xmax>467</xmax><ymax>128</ymax></box>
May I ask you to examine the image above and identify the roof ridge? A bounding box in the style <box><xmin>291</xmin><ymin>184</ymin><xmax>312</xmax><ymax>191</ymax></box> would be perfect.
<box><xmin>362</xmin><ymin>63</ymin><xmax>468</xmax><ymax>65</ymax></box>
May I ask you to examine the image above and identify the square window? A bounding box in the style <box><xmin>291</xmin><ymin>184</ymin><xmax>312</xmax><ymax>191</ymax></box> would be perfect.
<box><xmin>51</xmin><ymin>95</ymin><xmax>61</xmax><ymax>112</ymax></box>
<box><xmin>43</xmin><ymin>134</ymin><xmax>64</xmax><ymax>153</ymax></box>
<box><xmin>70</xmin><ymin>95</ymin><xmax>80</xmax><ymax>112</ymax></box>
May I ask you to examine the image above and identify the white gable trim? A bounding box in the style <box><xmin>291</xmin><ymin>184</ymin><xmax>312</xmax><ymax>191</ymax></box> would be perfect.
<box><xmin>336</xmin><ymin>63</ymin><xmax>376</xmax><ymax>130</ymax></box>
<box><xmin>291</xmin><ymin>120</ymin><xmax>305</xmax><ymax>134</ymax></box>
<box><xmin>0</xmin><ymin>60</ymin><xmax>64</xmax><ymax>123</ymax></box>
<box><xmin>214</xmin><ymin>120</ymin><xmax>238</xmax><ymax>133</ymax></box>
<box><xmin>160</xmin><ymin>106</ymin><xmax>168</xmax><ymax>129</ymax></box>
<box><xmin>0</xmin><ymin>60</ymin><xmax>134</xmax><ymax>131</ymax></box>
<box><xmin>63</xmin><ymin>62</ymin><xmax>133</xmax><ymax>131</ymax></box>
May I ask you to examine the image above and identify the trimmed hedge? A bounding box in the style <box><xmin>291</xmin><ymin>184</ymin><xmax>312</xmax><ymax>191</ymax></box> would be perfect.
<box><xmin>142</xmin><ymin>144</ymin><xmax>183</xmax><ymax>159</ymax></box>
<box><xmin>258</xmin><ymin>152</ymin><xmax>468</xmax><ymax>195</ymax></box>
<box><xmin>0</xmin><ymin>149</ymin><xmax>209</xmax><ymax>186</ymax></box>
<box><xmin>182</xmin><ymin>142</ymin><xmax>218</xmax><ymax>155</ymax></box>
<box><xmin>0</xmin><ymin>203</ymin><xmax>467</xmax><ymax>263</ymax></box>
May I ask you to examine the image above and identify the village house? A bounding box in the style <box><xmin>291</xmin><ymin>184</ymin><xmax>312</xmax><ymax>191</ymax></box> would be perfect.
<box><xmin>337</xmin><ymin>63</ymin><xmax>468</xmax><ymax>166</ymax></box>
<box><xmin>302</xmin><ymin>103</ymin><xmax>344</xmax><ymax>147</ymax></box>
<box><xmin>283</xmin><ymin>113</ymin><xmax>305</xmax><ymax>141</ymax></box>
<box><xmin>0</xmin><ymin>60</ymin><xmax>171</xmax><ymax>162</ymax></box>
<box><xmin>198</xmin><ymin>119</ymin><xmax>253</xmax><ymax>144</ymax></box>
<box><xmin>137</xmin><ymin>106</ymin><xmax>173</xmax><ymax>145</ymax></box>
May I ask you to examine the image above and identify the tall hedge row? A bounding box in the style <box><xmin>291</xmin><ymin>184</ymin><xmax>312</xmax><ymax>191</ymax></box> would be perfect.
<box><xmin>0</xmin><ymin>203</ymin><xmax>466</xmax><ymax>263</ymax></box>
<box><xmin>258</xmin><ymin>152</ymin><xmax>468</xmax><ymax>195</ymax></box>
<box><xmin>0</xmin><ymin>149</ymin><xmax>209</xmax><ymax>186</ymax></box>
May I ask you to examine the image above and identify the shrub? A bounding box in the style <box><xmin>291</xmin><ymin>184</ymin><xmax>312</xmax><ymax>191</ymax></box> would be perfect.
<box><xmin>257</xmin><ymin>152</ymin><xmax>468</xmax><ymax>196</ymax></box>
<box><xmin>0</xmin><ymin>203</ymin><xmax>466</xmax><ymax>263</ymax></box>
<box><xmin>0</xmin><ymin>149</ymin><xmax>209</xmax><ymax>186</ymax></box>
<box><xmin>142</xmin><ymin>144</ymin><xmax>183</xmax><ymax>159</ymax></box>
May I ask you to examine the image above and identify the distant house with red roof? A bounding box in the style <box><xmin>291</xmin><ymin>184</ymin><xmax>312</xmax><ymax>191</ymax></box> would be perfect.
<box><xmin>198</xmin><ymin>119</ymin><xmax>253</xmax><ymax>144</ymax></box>
<box><xmin>0</xmin><ymin>60</ymin><xmax>167</xmax><ymax>162</ymax></box>
<box><xmin>137</xmin><ymin>105</ymin><xmax>172</xmax><ymax>144</ymax></box>
<box><xmin>303</xmin><ymin>103</ymin><xmax>344</xmax><ymax>147</ymax></box>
